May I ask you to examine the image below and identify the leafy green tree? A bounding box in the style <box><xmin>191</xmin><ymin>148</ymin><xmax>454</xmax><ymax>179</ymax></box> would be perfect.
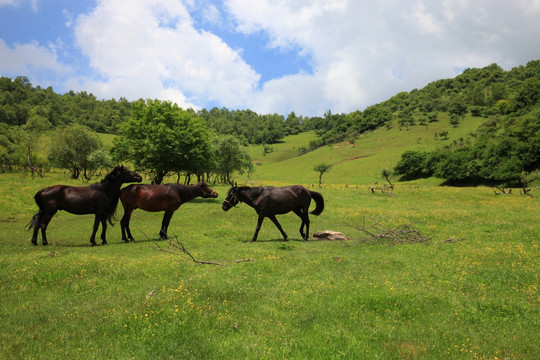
<box><xmin>448</xmin><ymin>96</ymin><xmax>468</xmax><ymax>117</ymax></box>
<box><xmin>22</xmin><ymin>106</ymin><xmax>51</xmax><ymax>177</ymax></box>
<box><xmin>211</xmin><ymin>134</ymin><xmax>253</xmax><ymax>183</ymax></box>
<box><xmin>48</xmin><ymin>124</ymin><xmax>103</xmax><ymax>179</ymax></box>
<box><xmin>313</xmin><ymin>162</ymin><xmax>332</xmax><ymax>186</ymax></box>
<box><xmin>393</xmin><ymin>151</ymin><xmax>430</xmax><ymax>180</ymax></box>
<box><xmin>111</xmin><ymin>100</ymin><xmax>212</xmax><ymax>184</ymax></box>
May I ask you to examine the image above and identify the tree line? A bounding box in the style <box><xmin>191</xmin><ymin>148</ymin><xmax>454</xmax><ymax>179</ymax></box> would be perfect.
<box><xmin>1</xmin><ymin>60</ymin><xmax>539</xmax><ymax>186</ymax></box>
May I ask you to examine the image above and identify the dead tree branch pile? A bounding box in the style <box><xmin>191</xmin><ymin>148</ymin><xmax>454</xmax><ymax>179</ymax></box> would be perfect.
<box><xmin>356</xmin><ymin>220</ymin><xmax>430</xmax><ymax>245</ymax></box>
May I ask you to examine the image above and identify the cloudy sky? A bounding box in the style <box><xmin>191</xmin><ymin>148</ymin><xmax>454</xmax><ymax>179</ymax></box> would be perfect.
<box><xmin>1</xmin><ymin>0</ymin><xmax>539</xmax><ymax>116</ymax></box>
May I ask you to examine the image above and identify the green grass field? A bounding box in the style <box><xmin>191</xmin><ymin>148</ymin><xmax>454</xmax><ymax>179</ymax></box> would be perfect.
<box><xmin>1</xmin><ymin>117</ymin><xmax>539</xmax><ymax>359</ymax></box>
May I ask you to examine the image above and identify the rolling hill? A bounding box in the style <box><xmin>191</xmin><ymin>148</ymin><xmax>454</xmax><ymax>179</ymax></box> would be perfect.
<box><xmin>243</xmin><ymin>114</ymin><xmax>487</xmax><ymax>186</ymax></box>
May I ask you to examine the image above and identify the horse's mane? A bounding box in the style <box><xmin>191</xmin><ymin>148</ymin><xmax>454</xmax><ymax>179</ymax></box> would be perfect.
<box><xmin>98</xmin><ymin>165</ymin><xmax>125</xmax><ymax>224</ymax></box>
<box><xmin>101</xmin><ymin>165</ymin><xmax>124</xmax><ymax>183</ymax></box>
<box><xmin>237</xmin><ymin>186</ymin><xmax>265</xmax><ymax>199</ymax></box>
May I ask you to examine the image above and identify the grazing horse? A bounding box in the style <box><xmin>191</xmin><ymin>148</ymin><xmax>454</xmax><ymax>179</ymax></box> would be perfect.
<box><xmin>222</xmin><ymin>185</ymin><xmax>324</xmax><ymax>242</ymax></box>
<box><xmin>28</xmin><ymin>165</ymin><xmax>142</xmax><ymax>246</ymax></box>
<box><xmin>119</xmin><ymin>182</ymin><xmax>218</xmax><ymax>241</ymax></box>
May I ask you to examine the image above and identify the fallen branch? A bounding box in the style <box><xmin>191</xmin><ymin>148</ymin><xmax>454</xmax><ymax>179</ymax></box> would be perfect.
<box><xmin>442</xmin><ymin>236</ymin><xmax>465</xmax><ymax>243</ymax></box>
<box><xmin>493</xmin><ymin>186</ymin><xmax>512</xmax><ymax>196</ymax></box>
<box><xmin>150</xmin><ymin>234</ymin><xmax>254</xmax><ymax>266</ymax></box>
<box><xmin>354</xmin><ymin>219</ymin><xmax>430</xmax><ymax>245</ymax></box>
<box><xmin>369</xmin><ymin>184</ymin><xmax>394</xmax><ymax>195</ymax></box>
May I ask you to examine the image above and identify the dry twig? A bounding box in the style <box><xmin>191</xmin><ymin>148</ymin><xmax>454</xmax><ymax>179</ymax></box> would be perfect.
<box><xmin>149</xmin><ymin>233</ymin><xmax>254</xmax><ymax>266</ymax></box>
<box><xmin>493</xmin><ymin>186</ymin><xmax>512</xmax><ymax>196</ymax></box>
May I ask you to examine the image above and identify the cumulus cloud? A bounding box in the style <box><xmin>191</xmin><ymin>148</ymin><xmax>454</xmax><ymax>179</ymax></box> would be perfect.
<box><xmin>72</xmin><ymin>0</ymin><xmax>259</xmax><ymax>109</ymax></box>
<box><xmin>224</xmin><ymin>0</ymin><xmax>540</xmax><ymax>115</ymax></box>
<box><xmin>2</xmin><ymin>0</ymin><xmax>540</xmax><ymax>116</ymax></box>
<box><xmin>0</xmin><ymin>39</ymin><xmax>71</xmax><ymax>79</ymax></box>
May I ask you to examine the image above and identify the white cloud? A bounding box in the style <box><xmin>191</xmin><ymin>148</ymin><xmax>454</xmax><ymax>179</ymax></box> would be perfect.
<box><xmin>0</xmin><ymin>39</ymin><xmax>71</xmax><ymax>77</ymax></box>
<box><xmin>73</xmin><ymin>0</ymin><xmax>259</xmax><ymax>109</ymax></box>
<box><xmin>2</xmin><ymin>0</ymin><xmax>540</xmax><ymax>117</ymax></box>
<box><xmin>224</xmin><ymin>0</ymin><xmax>540</xmax><ymax>115</ymax></box>
<box><xmin>0</xmin><ymin>0</ymin><xmax>38</xmax><ymax>11</ymax></box>
<box><xmin>0</xmin><ymin>0</ymin><xmax>17</xmax><ymax>6</ymax></box>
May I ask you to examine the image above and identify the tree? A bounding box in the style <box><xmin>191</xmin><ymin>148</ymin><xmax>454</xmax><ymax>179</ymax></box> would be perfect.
<box><xmin>48</xmin><ymin>124</ymin><xmax>103</xmax><ymax>179</ymax></box>
<box><xmin>393</xmin><ymin>151</ymin><xmax>430</xmax><ymax>180</ymax></box>
<box><xmin>22</xmin><ymin>106</ymin><xmax>51</xmax><ymax>177</ymax></box>
<box><xmin>111</xmin><ymin>100</ymin><xmax>212</xmax><ymax>184</ymax></box>
<box><xmin>211</xmin><ymin>135</ymin><xmax>253</xmax><ymax>183</ymax></box>
<box><xmin>313</xmin><ymin>163</ymin><xmax>332</xmax><ymax>186</ymax></box>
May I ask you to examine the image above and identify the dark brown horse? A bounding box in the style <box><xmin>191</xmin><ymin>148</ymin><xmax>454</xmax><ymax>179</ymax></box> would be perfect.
<box><xmin>119</xmin><ymin>182</ymin><xmax>218</xmax><ymax>241</ymax></box>
<box><xmin>222</xmin><ymin>185</ymin><xmax>324</xmax><ymax>242</ymax></box>
<box><xmin>28</xmin><ymin>165</ymin><xmax>142</xmax><ymax>246</ymax></box>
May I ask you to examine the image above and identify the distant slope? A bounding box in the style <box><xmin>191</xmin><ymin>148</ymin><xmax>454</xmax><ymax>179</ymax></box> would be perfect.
<box><xmin>242</xmin><ymin>114</ymin><xmax>486</xmax><ymax>186</ymax></box>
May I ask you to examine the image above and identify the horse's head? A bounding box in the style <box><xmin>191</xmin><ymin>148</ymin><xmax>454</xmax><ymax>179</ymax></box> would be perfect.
<box><xmin>222</xmin><ymin>187</ymin><xmax>240</xmax><ymax>211</ymax></box>
<box><xmin>115</xmin><ymin>165</ymin><xmax>142</xmax><ymax>184</ymax></box>
<box><xmin>198</xmin><ymin>182</ymin><xmax>218</xmax><ymax>198</ymax></box>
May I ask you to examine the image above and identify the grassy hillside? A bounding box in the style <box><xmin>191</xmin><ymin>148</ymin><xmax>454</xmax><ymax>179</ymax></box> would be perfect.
<box><xmin>244</xmin><ymin>115</ymin><xmax>486</xmax><ymax>186</ymax></box>
<box><xmin>0</xmin><ymin>169</ymin><xmax>538</xmax><ymax>359</ymax></box>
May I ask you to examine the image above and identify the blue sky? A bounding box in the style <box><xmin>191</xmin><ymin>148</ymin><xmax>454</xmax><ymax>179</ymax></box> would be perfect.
<box><xmin>1</xmin><ymin>0</ymin><xmax>539</xmax><ymax>117</ymax></box>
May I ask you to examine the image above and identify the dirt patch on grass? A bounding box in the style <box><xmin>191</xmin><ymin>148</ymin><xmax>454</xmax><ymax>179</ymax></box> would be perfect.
<box><xmin>343</xmin><ymin>154</ymin><xmax>375</xmax><ymax>162</ymax></box>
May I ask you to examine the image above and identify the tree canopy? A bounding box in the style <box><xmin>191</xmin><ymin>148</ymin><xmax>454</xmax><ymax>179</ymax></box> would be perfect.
<box><xmin>48</xmin><ymin>124</ymin><xmax>106</xmax><ymax>179</ymax></box>
<box><xmin>111</xmin><ymin>100</ymin><xmax>212</xmax><ymax>184</ymax></box>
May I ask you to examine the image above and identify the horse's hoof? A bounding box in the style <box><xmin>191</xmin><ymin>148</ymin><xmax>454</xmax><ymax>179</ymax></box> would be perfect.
<box><xmin>43</xmin><ymin>242</ymin><xmax>48</xmax><ymax>246</ymax></box>
<box><xmin>102</xmin><ymin>241</ymin><xmax>107</xmax><ymax>245</ymax></box>
<box><xmin>91</xmin><ymin>242</ymin><xmax>97</xmax><ymax>247</ymax></box>
<box><xmin>31</xmin><ymin>241</ymin><xmax>37</xmax><ymax>246</ymax></box>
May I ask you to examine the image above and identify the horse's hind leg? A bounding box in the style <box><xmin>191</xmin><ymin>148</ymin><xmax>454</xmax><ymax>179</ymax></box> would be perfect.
<box><xmin>89</xmin><ymin>216</ymin><xmax>100</xmax><ymax>246</ymax></box>
<box><xmin>268</xmin><ymin>215</ymin><xmax>288</xmax><ymax>241</ymax></box>
<box><xmin>293</xmin><ymin>208</ymin><xmax>309</xmax><ymax>240</ymax></box>
<box><xmin>39</xmin><ymin>210</ymin><xmax>57</xmax><ymax>246</ymax></box>
<box><xmin>30</xmin><ymin>213</ymin><xmax>41</xmax><ymax>246</ymax></box>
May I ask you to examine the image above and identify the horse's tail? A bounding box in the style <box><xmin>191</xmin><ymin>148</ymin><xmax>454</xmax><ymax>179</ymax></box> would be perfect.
<box><xmin>107</xmin><ymin>193</ymin><xmax>121</xmax><ymax>226</ymax></box>
<box><xmin>27</xmin><ymin>211</ymin><xmax>42</xmax><ymax>231</ymax></box>
<box><xmin>27</xmin><ymin>189</ymin><xmax>44</xmax><ymax>230</ymax></box>
<box><xmin>309</xmin><ymin>190</ymin><xmax>324</xmax><ymax>216</ymax></box>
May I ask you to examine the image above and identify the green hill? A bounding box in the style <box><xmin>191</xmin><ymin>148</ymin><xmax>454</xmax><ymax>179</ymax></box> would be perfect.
<box><xmin>243</xmin><ymin>114</ymin><xmax>486</xmax><ymax>186</ymax></box>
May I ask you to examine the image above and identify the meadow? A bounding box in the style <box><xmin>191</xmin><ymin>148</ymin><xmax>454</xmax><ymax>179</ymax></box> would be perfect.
<box><xmin>0</xmin><ymin>117</ymin><xmax>538</xmax><ymax>359</ymax></box>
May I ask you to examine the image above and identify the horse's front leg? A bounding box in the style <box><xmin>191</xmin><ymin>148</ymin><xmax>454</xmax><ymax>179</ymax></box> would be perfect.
<box><xmin>251</xmin><ymin>215</ymin><xmax>265</xmax><ymax>242</ymax></box>
<box><xmin>121</xmin><ymin>209</ymin><xmax>134</xmax><ymax>242</ymax></box>
<box><xmin>100</xmin><ymin>217</ymin><xmax>108</xmax><ymax>245</ymax></box>
<box><xmin>159</xmin><ymin>211</ymin><xmax>174</xmax><ymax>239</ymax></box>
<box><xmin>269</xmin><ymin>215</ymin><xmax>288</xmax><ymax>241</ymax></box>
<box><xmin>90</xmin><ymin>215</ymin><xmax>100</xmax><ymax>246</ymax></box>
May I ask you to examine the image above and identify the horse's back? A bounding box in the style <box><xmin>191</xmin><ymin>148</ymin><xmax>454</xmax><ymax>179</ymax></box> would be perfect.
<box><xmin>256</xmin><ymin>185</ymin><xmax>310</xmax><ymax>214</ymax></box>
<box><xmin>121</xmin><ymin>183</ymin><xmax>179</xmax><ymax>212</ymax></box>
<box><xmin>36</xmin><ymin>184</ymin><xmax>106</xmax><ymax>214</ymax></box>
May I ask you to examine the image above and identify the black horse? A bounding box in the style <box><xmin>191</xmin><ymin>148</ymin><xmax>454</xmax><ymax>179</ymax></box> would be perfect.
<box><xmin>119</xmin><ymin>182</ymin><xmax>218</xmax><ymax>241</ymax></box>
<box><xmin>28</xmin><ymin>165</ymin><xmax>142</xmax><ymax>246</ymax></box>
<box><xmin>222</xmin><ymin>185</ymin><xmax>324</xmax><ymax>242</ymax></box>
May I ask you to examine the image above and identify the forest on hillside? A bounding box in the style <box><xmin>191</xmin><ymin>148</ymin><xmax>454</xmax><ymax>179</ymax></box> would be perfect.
<box><xmin>0</xmin><ymin>60</ymin><xmax>539</xmax><ymax>185</ymax></box>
